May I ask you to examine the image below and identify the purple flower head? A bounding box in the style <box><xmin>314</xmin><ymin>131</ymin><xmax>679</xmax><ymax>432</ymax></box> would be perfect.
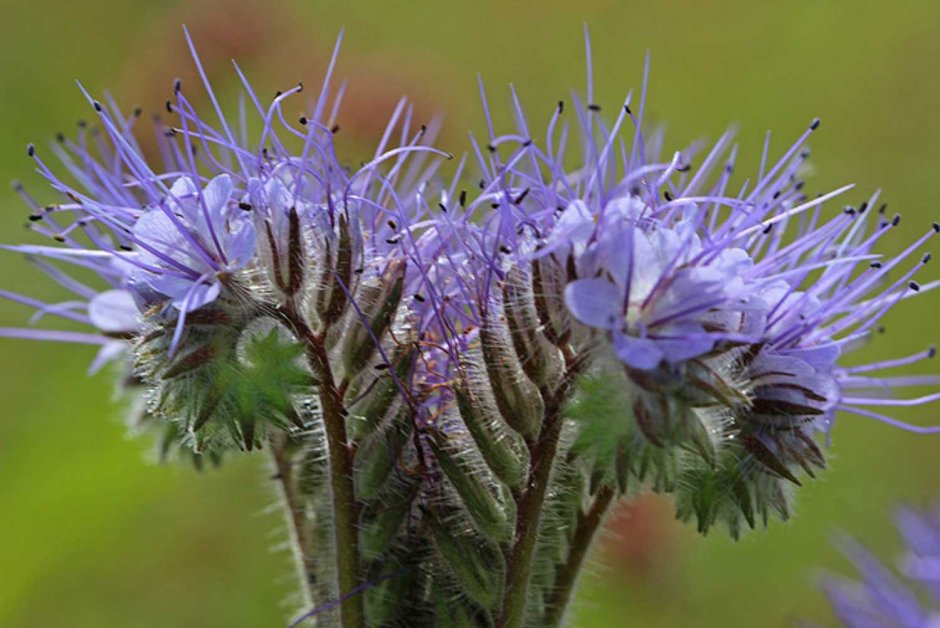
<box><xmin>0</xmin><ymin>28</ymin><xmax>451</xmax><ymax>460</ymax></box>
<box><xmin>475</xmin><ymin>38</ymin><xmax>938</xmax><ymax>410</ymax></box>
<box><xmin>823</xmin><ymin>504</ymin><xmax>940</xmax><ymax>628</ymax></box>
<box><xmin>2</xmin><ymin>28</ymin><xmax>448</xmax><ymax>359</ymax></box>
<box><xmin>447</xmin><ymin>31</ymin><xmax>940</xmax><ymax>537</ymax></box>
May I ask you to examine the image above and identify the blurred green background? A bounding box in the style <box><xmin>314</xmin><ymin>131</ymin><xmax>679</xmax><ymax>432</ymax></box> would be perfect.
<box><xmin>2</xmin><ymin>1</ymin><xmax>940</xmax><ymax>626</ymax></box>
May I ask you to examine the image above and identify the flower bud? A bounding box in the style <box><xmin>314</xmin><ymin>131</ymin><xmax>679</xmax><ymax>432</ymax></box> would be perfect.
<box><xmin>423</xmin><ymin>506</ymin><xmax>506</xmax><ymax>610</ymax></box>
<box><xmin>478</xmin><ymin>311</ymin><xmax>544</xmax><ymax>440</ymax></box>
<box><xmin>427</xmin><ymin>429</ymin><xmax>512</xmax><ymax>543</ymax></box>
<box><xmin>502</xmin><ymin>265</ymin><xmax>564</xmax><ymax>388</ymax></box>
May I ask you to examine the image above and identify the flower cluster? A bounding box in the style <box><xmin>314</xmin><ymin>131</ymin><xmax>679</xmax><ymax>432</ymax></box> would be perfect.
<box><xmin>2</xmin><ymin>29</ymin><xmax>938</xmax><ymax>628</ymax></box>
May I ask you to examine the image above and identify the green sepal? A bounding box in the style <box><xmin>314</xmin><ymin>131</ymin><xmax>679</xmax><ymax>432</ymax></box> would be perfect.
<box><xmin>479</xmin><ymin>317</ymin><xmax>543</xmax><ymax>440</ymax></box>
<box><xmin>423</xmin><ymin>507</ymin><xmax>506</xmax><ymax>610</ymax></box>
<box><xmin>427</xmin><ymin>431</ymin><xmax>510</xmax><ymax>543</ymax></box>
<box><xmin>353</xmin><ymin>413</ymin><xmax>413</xmax><ymax>500</ymax></box>
<box><xmin>453</xmin><ymin>383</ymin><xmax>528</xmax><ymax>490</ymax></box>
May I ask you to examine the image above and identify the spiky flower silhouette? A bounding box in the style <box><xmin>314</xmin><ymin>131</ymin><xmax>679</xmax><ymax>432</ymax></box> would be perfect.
<box><xmin>2</xmin><ymin>26</ymin><xmax>938</xmax><ymax>628</ymax></box>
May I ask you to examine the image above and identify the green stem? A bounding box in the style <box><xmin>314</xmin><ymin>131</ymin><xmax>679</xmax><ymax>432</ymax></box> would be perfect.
<box><xmin>268</xmin><ymin>435</ymin><xmax>316</xmax><ymax>611</ymax></box>
<box><xmin>544</xmin><ymin>485</ymin><xmax>616</xmax><ymax>626</ymax></box>
<box><xmin>280</xmin><ymin>305</ymin><xmax>364</xmax><ymax>628</ymax></box>
<box><xmin>497</xmin><ymin>393</ymin><xmax>564</xmax><ymax>628</ymax></box>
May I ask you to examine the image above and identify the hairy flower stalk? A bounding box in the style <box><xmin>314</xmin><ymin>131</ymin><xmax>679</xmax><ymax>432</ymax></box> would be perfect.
<box><xmin>3</xmin><ymin>27</ymin><xmax>940</xmax><ymax>627</ymax></box>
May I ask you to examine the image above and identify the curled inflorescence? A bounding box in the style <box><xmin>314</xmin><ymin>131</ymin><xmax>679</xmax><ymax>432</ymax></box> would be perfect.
<box><xmin>2</xmin><ymin>27</ymin><xmax>938</xmax><ymax>627</ymax></box>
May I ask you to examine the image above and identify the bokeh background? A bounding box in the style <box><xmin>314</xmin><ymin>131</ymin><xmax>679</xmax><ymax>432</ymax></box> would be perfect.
<box><xmin>2</xmin><ymin>1</ymin><xmax>940</xmax><ymax>626</ymax></box>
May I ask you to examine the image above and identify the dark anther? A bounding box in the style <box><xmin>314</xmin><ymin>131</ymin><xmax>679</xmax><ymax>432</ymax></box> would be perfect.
<box><xmin>929</xmin><ymin>346</ymin><xmax>937</xmax><ymax>358</ymax></box>
<box><xmin>676</xmin><ymin>163</ymin><xmax>691</xmax><ymax>172</ymax></box>
<box><xmin>77</xmin><ymin>119</ymin><xmax>87</xmax><ymax>129</ymax></box>
<box><xmin>53</xmin><ymin>234</ymin><xmax>66</xmax><ymax>243</ymax></box>
<box><xmin>413</xmin><ymin>294</ymin><xmax>426</xmax><ymax>303</ymax></box>
<box><xmin>331</xmin><ymin>124</ymin><xmax>340</xmax><ymax>134</ymax></box>
<box><xmin>923</xmin><ymin>253</ymin><xmax>932</xmax><ymax>264</ymax></box>
<box><xmin>28</xmin><ymin>213</ymin><xmax>43</xmax><ymax>222</ymax></box>
<box><xmin>762</xmin><ymin>224</ymin><xmax>774</xmax><ymax>235</ymax></box>
<box><xmin>843</xmin><ymin>207</ymin><xmax>856</xmax><ymax>215</ymax></box>
<box><xmin>55</xmin><ymin>132</ymin><xmax>66</xmax><ymax>144</ymax></box>
<box><xmin>459</xmin><ymin>190</ymin><xmax>466</xmax><ymax>207</ymax></box>
<box><xmin>800</xmin><ymin>150</ymin><xmax>811</xmax><ymax>159</ymax></box>
<box><xmin>624</xmin><ymin>104</ymin><xmax>632</xmax><ymax>115</ymax></box>
<box><xmin>165</xmin><ymin>100</ymin><xmax>174</xmax><ymax>113</ymax></box>
<box><xmin>491</xmin><ymin>202</ymin><xmax>500</xmax><ymax>209</ymax></box>
<box><xmin>810</xmin><ymin>118</ymin><xmax>821</xmax><ymax>130</ymax></box>
<box><xmin>26</xmin><ymin>144</ymin><xmax>35</xmax><ymax>157</ymax></box>
<box><xmin>420</xmin><ymin>124</ymin><xmax>427</xmax><ymax>135</ymax></box>
<box><xmin>588</xmin><ymin>103</ymin><xmax>601</xmax><ymax>112</ymax></box>
<box><xmin>858</xmin><ymin>201</ymin><xmax>868</xmax><ymax>213</ymax></box>
<box><xmin>274</xmin><ymin>90</ymin><xmax>282</xmax><ymax>98</ymax></box>
<box><xmin>522</xmin><ymin>139</ymin><xmax>533</xmax><ymax>148</ymax></box>
<box><xmin>870</xmin><ymin>261</ymin><xmax>883</xmax><ymax>269</ymax></box>
<box><xmin>499</xmin><ymin>245</ymin><xmax>511</xmax><ymax>254</ymax></box>
<box><xmin>487</xmin><ymin>144</ymin><xmax>497</xmax><ymax>153</ymax></box>
<box><xmin>174</xmin><ymin>79</ymin><xmax>182</xmax><ymax>93</ymax></box>
<box><xmin>478</xmin><ymin>179</ymin><xmax>486</xmax><ymax>189</ymax></box>
<box><xmin>933</xmin><ymin>222</ymin><xmax>940</xmax><ymax>233</ymax></box>
<box><xmin>297</xmin><ymin>81</ymin><xmax>304</xmax><ymax>92</ymax></box>
<box><xmin>773</xmin><ymin>189</ymin><xmax>782</xmax><ymax>199</ymax></box>
<box><xmin>386</xmin><ymin>237</ymin><xmax>400</xmax><ymax>244</ymax></box>
<box><xmin>387</xmin><ymin>220</ymin><xmax>398</xmax><ymax>230</ymax></box>
<box><xmin>438</xmin><ymin>202</ymin><xmax>448</xmax><ymax>213</ymax></box>
<box><xmin>375</xmin><ymin>363</ymin><xmax>389</xmax><ymax>371</ymax></box>
<box><xmin>795</xmin><ymin>180</ymin><xmax>805</xmax><ymax>191</ymax></box>
<box><xmin>119</xmin><ymin>245</ymin><xmax>133</xmax><ymax>252</ymax></box>
<box><xmin>299</xmin><ymin>116</ymin><xmax>308</xmax><ymax>126</ymax></box>
<box><xmin>663</xmin><ymin>190</ymin><xmax>673</xmax><ymax>202</ymax></box>
<box><xmin>238</xmin><ymin>202</ymin><xmax>253</xmax><ymax>211</ymax></box>
<box><xmin>910</xmin><ymin>281</ymin><xmax>922</xmax><ymax>292</ymax></box>
<box><xmin>513</xmin><ymin>188</ymin><xmax>530</xmax><ymax>205</ymax></box>
<box><xmin>892</xmin><ymin>214</ymin><xmax>902</xmax><ymax>227</ymax></box>
<box><xmin>133</xmin><ymin>106</ymin><xmax>143</xmax><ymax>117</ymax></box>
<box><xmin>93</xmin><ymin>101</ymin><xmax>103</xmax><ymax>112</ymax></box>
<box><xmin>354</xmin><ymin>267</ymin><xmax>364</xmax><ymax>274</ymax></box>
<box><xmin>557</xmin><ymin>100</ymin><xmax>565</xmax><ymax>113</ymax></box>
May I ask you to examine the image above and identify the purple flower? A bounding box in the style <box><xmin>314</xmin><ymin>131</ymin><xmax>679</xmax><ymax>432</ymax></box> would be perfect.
<box><xmin>823</xmin><ymin>505</ymin><xmax>940</xmax><ymax>627</ymax></box>
<box><xmin>561</xmin><ymin>205</ymin><xmax>757</xmax><ymax>369</ymax></box>
<box><xmin>130</xmin><ymin>174</ymin><xmax>256</xmax><ymax>313</ymax></box>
